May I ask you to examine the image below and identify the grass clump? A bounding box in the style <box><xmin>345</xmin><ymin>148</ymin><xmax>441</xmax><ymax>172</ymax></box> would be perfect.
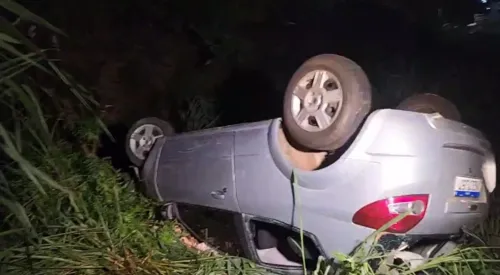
<box><xmin>328</xmin><ymin>216</ymin><xmax>500</xmax><ymax>275</ymax></box>
<box><xmin>1</xmin><ymin>136</ymin><xmax>256</xmax><ymax>274</ymax></box>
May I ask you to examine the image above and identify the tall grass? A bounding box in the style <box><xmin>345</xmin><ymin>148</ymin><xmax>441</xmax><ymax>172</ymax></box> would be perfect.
<box><xmin>0</xmin><ymin>2</ymin><xmax>260</xmax><ymax>275</ymax></box>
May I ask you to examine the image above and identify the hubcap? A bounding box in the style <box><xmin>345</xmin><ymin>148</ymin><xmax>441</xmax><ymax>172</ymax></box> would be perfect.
<box><xmin>129</xmin><ymin>124</ymin><xmax>164</xmax><ymax>160</ymax></box>
<box><xmin>291</xmin><ymin>70</ymin><xmax>343</xmax><ymax>132</ymax></box>
<box><xmin>304</xmin><ymin>90</ymin><xmax>324</xmax><ymax>111</ymax></box>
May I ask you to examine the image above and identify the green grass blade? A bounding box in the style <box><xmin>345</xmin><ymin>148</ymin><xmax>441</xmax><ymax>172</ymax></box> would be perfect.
<box><xmin>290</xmin><ymin>172</ymin><xmax>308</xmax><ymax>274</ymax></box>
<box><xmin>0</xmin><ymin>196</ymin><xmax>36</xmax><ymax>238</ymax></box>
<box><xmin>0</xmin><ymin>32</ymin><xmax>20</xmax><ymax>44</ymax></box>
<box><xmin>0</xmin><ymin>37</ymin><xmax>46</xmax><ymax>72</ymax></box>
<box><xmin>20</xmin><ymin>84</ymin><xmax>50</xmax><ymax>140</ymax></box>
<box><xmin>0</xmin><ymin>0</ymin><xmax>65</xmax><ymax>36</ymax></box>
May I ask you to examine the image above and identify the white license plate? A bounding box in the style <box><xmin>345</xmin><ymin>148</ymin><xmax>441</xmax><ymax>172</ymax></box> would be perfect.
<box><xmin>454</xmin><ymin>176</ymin><xmax>483</xmax><ymax>198</ymax></box>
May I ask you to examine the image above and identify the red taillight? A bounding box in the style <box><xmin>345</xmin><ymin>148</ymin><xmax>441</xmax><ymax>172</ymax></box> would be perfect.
<box><xmin>352</xmin><ymin>194</ymin><xmax>429</xmax><ymax>233</ymax></box>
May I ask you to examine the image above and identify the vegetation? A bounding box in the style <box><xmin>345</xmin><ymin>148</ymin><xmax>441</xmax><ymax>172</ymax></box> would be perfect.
<box><xmin>0</xmin><ymin>2</ymin><xmax>258</xmax><ymax>275</ymax></box>
<box><xmin>0</xmin><ymin>1</ymin><xmax>499</xmax><ymax>275</ymax></box>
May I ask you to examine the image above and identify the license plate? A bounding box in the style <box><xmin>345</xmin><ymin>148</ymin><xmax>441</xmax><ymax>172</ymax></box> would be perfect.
<box><xmin>454</xmin><ymin>176</ymin><xmax>483</xmax><ymax>198</ymax></box>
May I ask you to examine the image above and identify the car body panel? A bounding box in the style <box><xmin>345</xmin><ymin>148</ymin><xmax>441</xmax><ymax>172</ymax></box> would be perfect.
<box><xmin>156</xmin><ymin>129</ymin><xmax>239</xmax><ymax>212</ymax></box>
<box><xmin>142</xmin><ymin>109</ymin><xmax>494</xmax><ymax>257</ymax></box>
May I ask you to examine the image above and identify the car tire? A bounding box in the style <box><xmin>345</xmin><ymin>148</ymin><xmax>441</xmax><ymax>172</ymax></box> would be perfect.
<box><xmin>125</xmin><ymin>117</ymin><xmax>175</xmax><ymax>166</ymax></box>
<box><xmin>283</xmin><ymin>54</ymin><xmax>372</xmax><ymax>151</ymax></box>
<box><xmin>396</xmin><ymin>93</ymin><xmax>461</xmax><ymax>121</ymax></box>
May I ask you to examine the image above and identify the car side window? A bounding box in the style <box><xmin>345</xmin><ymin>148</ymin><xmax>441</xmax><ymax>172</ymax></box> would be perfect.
<box><xmin>176</xmin><ymin>203</ymin><xmax>245</xmax><ymax>257</ymax></box>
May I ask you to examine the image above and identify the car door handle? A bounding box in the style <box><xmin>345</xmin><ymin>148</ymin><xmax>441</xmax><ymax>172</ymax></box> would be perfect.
<box><xmin>210</xmin><ymin>188</ymin><xmax>227</xmax><ymax>200</ymax></box>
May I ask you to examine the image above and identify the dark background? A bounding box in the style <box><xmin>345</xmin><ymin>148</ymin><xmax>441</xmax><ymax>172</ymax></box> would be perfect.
<box><xmin>14</xmin><ymin>0</ymin><xmax>500</xmax><ymax>155</ymax></box>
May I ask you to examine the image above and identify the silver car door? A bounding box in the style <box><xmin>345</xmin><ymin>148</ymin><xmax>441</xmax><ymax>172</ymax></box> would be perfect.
<box><xmin>156</xmin><ymin>130</ymin><xmax>239</xmax><ymax>212</ymax></box>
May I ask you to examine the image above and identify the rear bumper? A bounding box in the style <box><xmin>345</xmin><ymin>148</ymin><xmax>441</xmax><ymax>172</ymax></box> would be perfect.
<box><xmin>373</xmin><ymin>232</ymin><xmax>464</xmax><ymax>253</ymax></box>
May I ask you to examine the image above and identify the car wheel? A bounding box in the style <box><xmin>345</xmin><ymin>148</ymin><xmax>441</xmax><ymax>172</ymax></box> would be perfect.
<box><xmin>396</xmin><ymin>93</ymin><xmax>461</xmax><ymax>121</ymax></box>
<box><xmin>125</xmin><ymin>117</ymin><xmax>175</xmax><ymax>166</ymax></box>
<box><xmin>283</xmin><ymin>54</ymin><xmax>372</xmax><ymax>151</ymax></box>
